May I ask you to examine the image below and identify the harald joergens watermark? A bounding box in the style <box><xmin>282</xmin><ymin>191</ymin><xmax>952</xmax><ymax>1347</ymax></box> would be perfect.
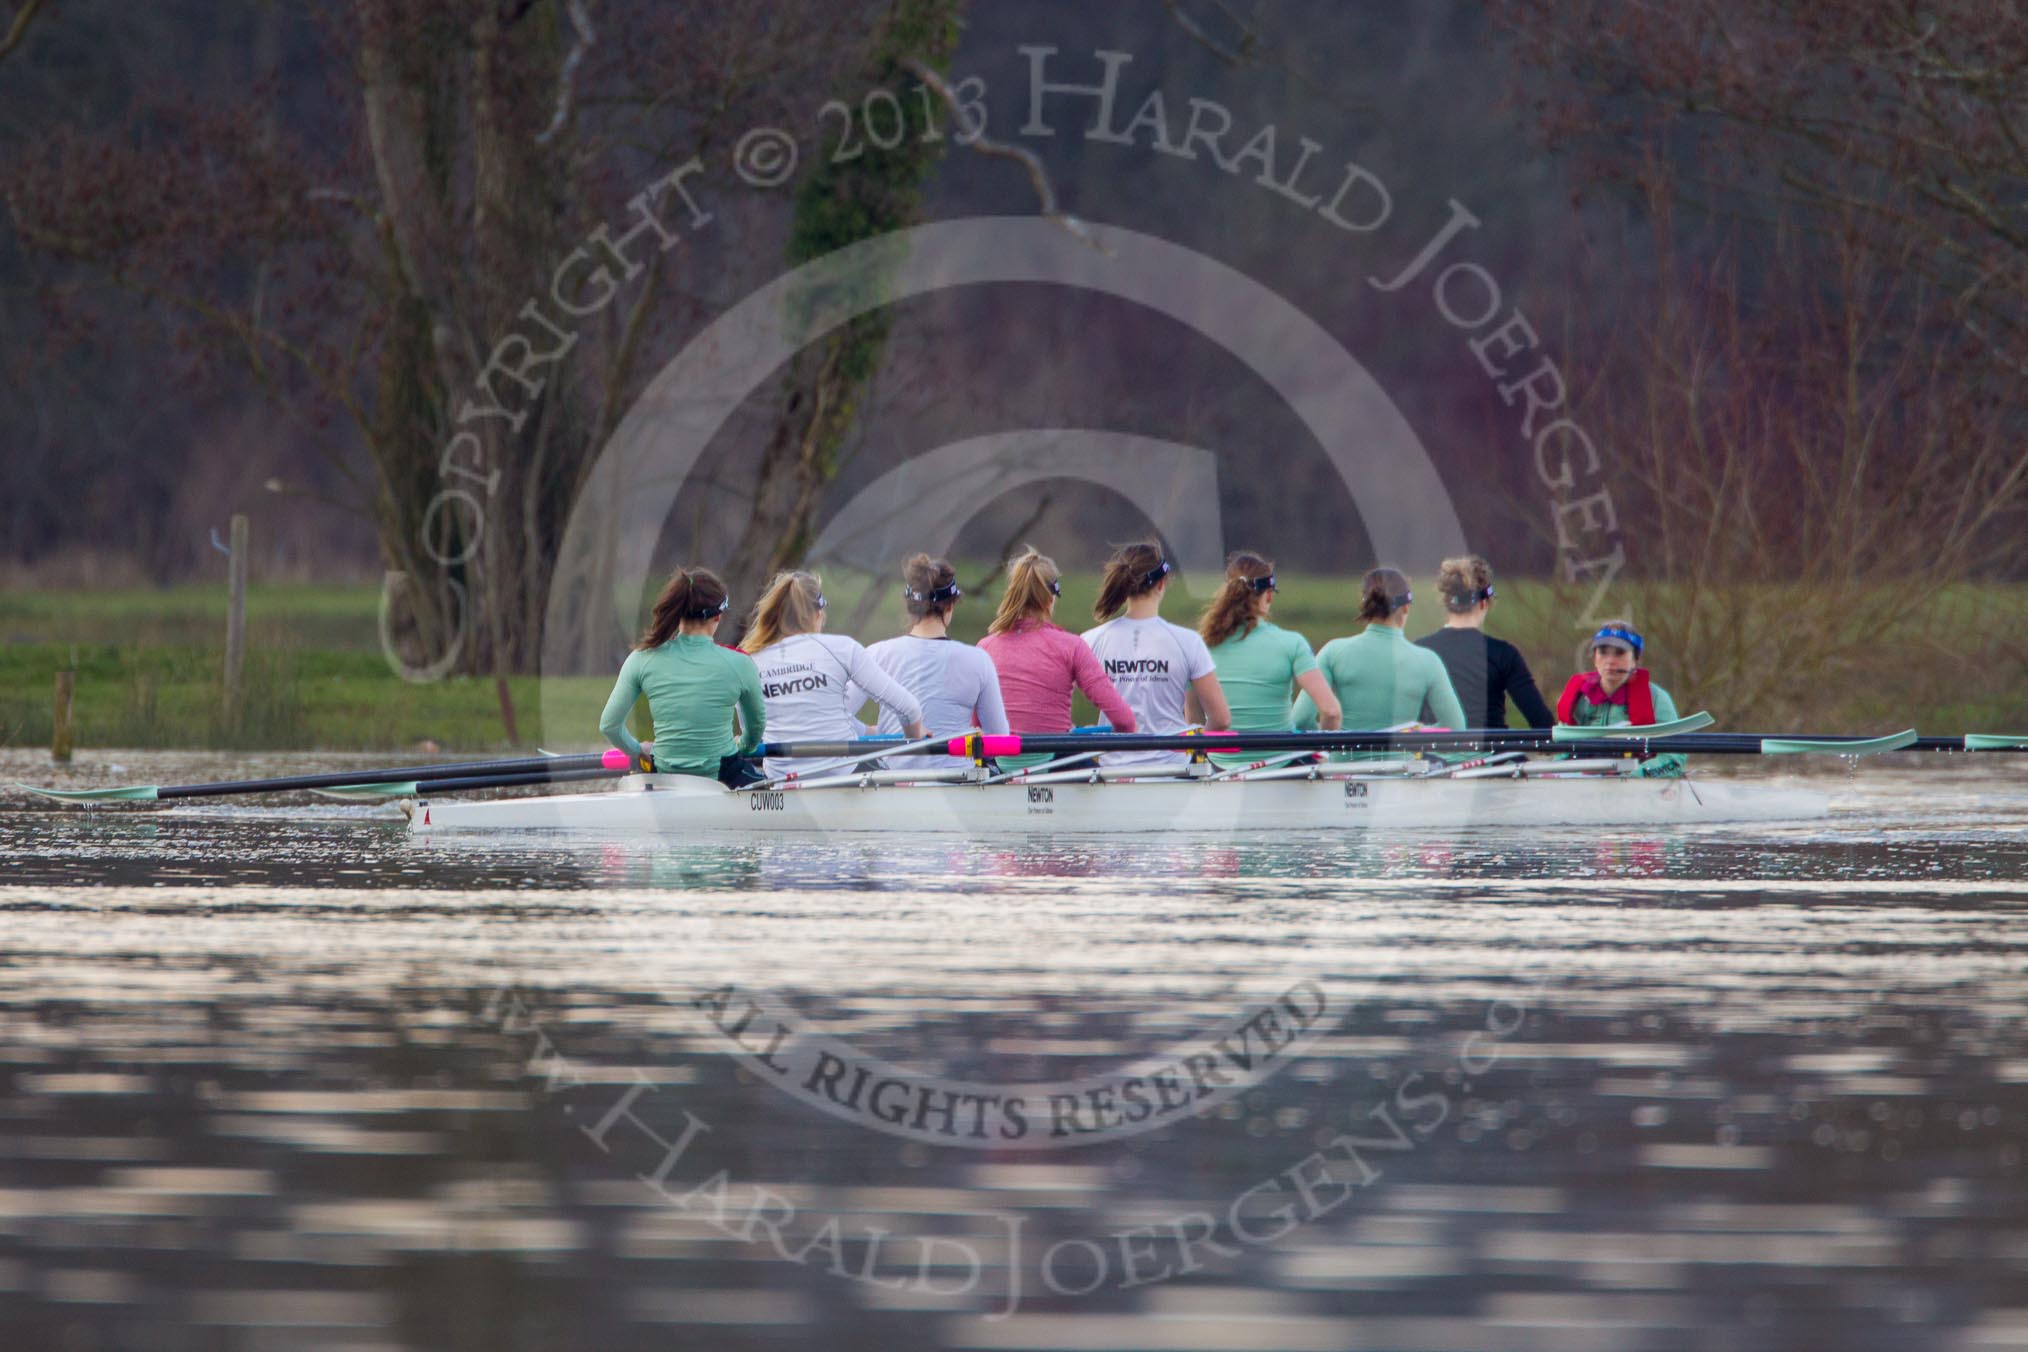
<box><xmin>481</xmin><ymin>980</ymin><xmax>1539</xmax><ymax>1318</ymax></box>
<box><xmin>399</xmin><ymin>43</ymin><xmax>1627</xmax><ymax>680</ymax></box>
<box><xmin>439</xmin><ymin>29</ymin><xmax>1609</xmax><ymax>1317</ymax></box>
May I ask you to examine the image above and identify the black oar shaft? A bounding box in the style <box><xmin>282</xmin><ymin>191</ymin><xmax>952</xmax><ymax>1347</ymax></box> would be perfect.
<box><xmin>760</xmin><ymin>730</ymin><xmax>2025</xmax><ymax>759</ymax></box>
<box><xmin>410</xmin><ymin>767</ymin><xmax>625</xmax><ymax>795</ymax></box>
<box><xmin>158</xmin><ymin>753</ymin><xmax>613</xmax><ymax>800</ymax></box>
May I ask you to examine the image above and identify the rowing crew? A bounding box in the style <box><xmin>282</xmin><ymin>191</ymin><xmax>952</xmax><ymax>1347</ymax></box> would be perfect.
<box><xmin>597</xmin><ymin>546</ymin><xmax>1684</xmax><ymax>786</ymax></box>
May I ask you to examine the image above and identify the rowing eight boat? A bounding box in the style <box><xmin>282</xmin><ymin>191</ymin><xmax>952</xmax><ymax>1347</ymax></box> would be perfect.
<box><xmin>23</xmin><ymin>715</ymin><xmax>2012</xmax><ymax>831</ymax></box>
<box><xmin>404</xmin><ymin>767</ymin><xmax>1832</xmax><ymax>835</ymax></box>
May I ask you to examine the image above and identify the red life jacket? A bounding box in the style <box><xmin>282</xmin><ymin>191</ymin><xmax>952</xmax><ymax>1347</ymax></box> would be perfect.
<box><xmin>1556</xmin><ymin>668</ymin><xmax>1656</xmax><ymax>726</ymax></box>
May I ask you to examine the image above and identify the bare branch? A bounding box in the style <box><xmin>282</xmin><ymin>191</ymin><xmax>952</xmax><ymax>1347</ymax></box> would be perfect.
<box><xmin>902</xmin><ymin>57</ymin><xmax>1100</xmax><ymax>250</ymax></box>
<box><xmin>535</xmin><ymin>0</ymin><xmax>596</xmax><ymax>147</ymax></box>
<box><xmin>0</xmin><ymin>0</ymin><xmax>50</xmax><ymax>64</ymax></box>
<box><xmin>1159</xmin><ymin>0</ymin><xmax>1256</xmax><ymax>66</ymax></box>
<box><xmin>972</xmin><ymin>494</ymin><xmax>1057</xmax><ymax>595</ymax></box>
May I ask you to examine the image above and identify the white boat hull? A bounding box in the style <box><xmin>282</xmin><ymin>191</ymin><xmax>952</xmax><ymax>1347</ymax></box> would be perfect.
<box><xmin>407</xmin><ymin>772</ymin><xmax>1831</xmax><ymax>835</ymax></box>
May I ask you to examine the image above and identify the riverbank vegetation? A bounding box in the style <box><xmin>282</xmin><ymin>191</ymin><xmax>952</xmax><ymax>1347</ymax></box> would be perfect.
<box><xmin>3</xmin><ymin>578</ymin><xmax>2020</xmax><ymax>753</ymax></box>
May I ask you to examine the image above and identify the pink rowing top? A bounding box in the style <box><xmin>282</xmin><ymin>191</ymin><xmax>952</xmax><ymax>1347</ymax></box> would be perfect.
<box><xmin>978</xmin><ymin>618</ymin><xmax>1138</xmax><ymax>734</ymax></box>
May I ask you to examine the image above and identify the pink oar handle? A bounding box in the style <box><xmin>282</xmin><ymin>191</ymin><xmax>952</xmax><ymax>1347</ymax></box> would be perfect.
<box><xmin>948</xmin><ymin>734</ymin><xmax>1024</xmax><ymax>757</ymax></box>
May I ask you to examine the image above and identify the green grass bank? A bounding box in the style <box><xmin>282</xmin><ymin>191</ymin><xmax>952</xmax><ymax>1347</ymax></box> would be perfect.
<box><xmin>2</xmin><ymin>577</ymin><xmax>2022</xmax><ymax>752</ymax></box>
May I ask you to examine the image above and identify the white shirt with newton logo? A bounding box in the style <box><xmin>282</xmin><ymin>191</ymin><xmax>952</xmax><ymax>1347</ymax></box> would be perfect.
<box><xmin>1079</xmin><ymin>616</ymin><xmax>1215</xmax><ymax>765</ymax></box>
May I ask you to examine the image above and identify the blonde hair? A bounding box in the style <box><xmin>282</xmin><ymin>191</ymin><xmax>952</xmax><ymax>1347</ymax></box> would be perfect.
<box><xmin>740</xmin><ymin>570</ymin><xmax>823</xmax><ymax>652</ymax></box>
<box><xmin>988</xmin><ymin>547</ymin><xmax>1060</xmax><ymax>635</ymax></box>
<box><xmin>1437</xmin><ymin>555</ymin><xmax>1493</xmax><ymax>613</ymax></box>
<box><xmin>1197</xmin><ymin>550</ymin><xmax>1275</xmax><ymax>647</ymax></box>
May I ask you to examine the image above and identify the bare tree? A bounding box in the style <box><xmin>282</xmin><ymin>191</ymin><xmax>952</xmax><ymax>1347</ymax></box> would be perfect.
<box><xmin>718</xmin><ymin>0</ymin><xmax>967</xmax><ymax>628</ymax></box>
<box><xmin>7</xmin><ymin>0</ymin><xmax>888</xmax><ymax>676</ymax></box>
<box><xmin>1494</xmin><ymin>0</ymin><xmax>2028</xmax><ymax>373</ymax></box>
<box><xmin>1549</xmin><ymin>185</ymin><xmax>2027</xmax><ymax>725</ymax></box>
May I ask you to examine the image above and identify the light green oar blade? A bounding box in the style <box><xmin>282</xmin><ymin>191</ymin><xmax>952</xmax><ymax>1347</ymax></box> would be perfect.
<box><xmin>309</xmin><ymin>782</ymin><xmax>421</xmax><ymax>800</ymax></box>
<box><xmin>1552</xmin><ymin>711</ymin><xmax>1715</xmax><ymax>743</ymax></box>
<box><xmin>1761</xmin><ymin>729</ymin><xmax>1918</xmax><ymax>756</ymax></box>
<box><xmin>13</xmin><ymin>783</ymin><xmax>162</xmax><ymax>803</ymax></box>
<box><xmin>1966</xmin><ymin>734</ymin><xmax>2028</xmax><ymax>751</ymax></box>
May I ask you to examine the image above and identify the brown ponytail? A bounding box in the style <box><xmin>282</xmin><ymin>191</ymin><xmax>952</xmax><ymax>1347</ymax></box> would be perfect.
<box><xmin>987</xmin><ymin>547</ymin><xmax>1060</xmax><ymax>635</ymax></box>
<box><xmin>1437</xmin><ymin>554</ymin><xmax>1493</xmax><ymax>613</ymax></box>
<box><xmin>902</xmin><ymin>553</ymin><xmax>962</xmax><ymax>622</ymax></box>
<box><xmin>638</xmin><ymin>566</ymin><xmax>729</xmax><ymax>649</ymax></box>
<box><xmin>1358</xmin><ymin>566</ymin><xmax>1413</xmax><ymax>624</ymax></box>
<box><xmin>740</xmin><ymin>570</ymin><xmax>824</xmax><ymax>652</ymax></box>
<box><xmin>1092</xmin><ymin>541</ymin><xmax>1170</xmax><ymax>622</ymax></box>
<box><xmin>1196</xmin><ymin>550</ymin><xmax>1275</xmax><ymax>647</ymax></box>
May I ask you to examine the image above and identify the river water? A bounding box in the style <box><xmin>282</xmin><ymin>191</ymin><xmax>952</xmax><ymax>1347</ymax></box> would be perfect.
<box><xmin>2</xmin><ymin>750</ymin><xmax>2024</xmax><ymax>1351</ymax></box>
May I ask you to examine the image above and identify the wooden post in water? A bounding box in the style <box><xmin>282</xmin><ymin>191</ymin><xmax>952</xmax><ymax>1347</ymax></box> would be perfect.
<box><xmin>223</xmin><ymin>513</ymin><xmax>249</xmax><ymax>728</ymax></box>
<box><xmin>51</xmin><ymin>669</ymin><xmax>75</xmax><ymax>763</ymax></box>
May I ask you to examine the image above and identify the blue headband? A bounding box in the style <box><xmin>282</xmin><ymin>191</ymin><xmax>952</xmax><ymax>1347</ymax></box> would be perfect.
<box><xmin>1591</xmin><ymin>624</ymin><xmax>1643</xmax><ymax>654</ymax></box>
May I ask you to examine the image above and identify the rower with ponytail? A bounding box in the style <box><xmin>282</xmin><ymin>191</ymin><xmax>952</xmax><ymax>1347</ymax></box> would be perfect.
<box><xmin>598</xmin><ymin>566</ymin><xmax>767</xmax><ymax>787</ymax></box>
<box><xmin>977</xmin><ymin>547</ymin><xmax>1137</xmax><ymax>736</ymax></box>
<box><xmin>1079</xmin><ymin>541</ymin><xmax>1229</xmax><ymax>765</ymax></box>
<box><xmin>1196</xmin><ymin>551</ymin><xmax>1342</xmax><ymax>737</ymax></box>
<box><xmin>739</xmin><ymin>569</ymin><xmax>928</xmax><ymax>780</ymax></box>
<box><xmin>846</xmin><ymin>554</ymin><xmax>1010</xmax><ymax>746</ymax></box>
<box><xmin>1297</xmin><ymin>566</ymin><xmax>1466</xmax><ymax>747</ymax></box>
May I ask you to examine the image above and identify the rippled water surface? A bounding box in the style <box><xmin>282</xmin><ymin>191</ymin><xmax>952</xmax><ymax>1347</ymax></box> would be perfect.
<box><xmin>2</xmin><ymin>750</ymin><xmax>2025</xmax><ymax>1351</ymax></box>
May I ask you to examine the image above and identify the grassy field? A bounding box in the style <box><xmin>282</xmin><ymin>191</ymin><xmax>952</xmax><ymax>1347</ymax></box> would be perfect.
<box><xmin>2</xmin><ymin>576</ymin><xmax>2022</xmax><ymax>752</ymax></box>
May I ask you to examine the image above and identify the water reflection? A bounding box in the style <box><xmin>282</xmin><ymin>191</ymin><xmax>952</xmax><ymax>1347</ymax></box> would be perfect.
<box><xmin>0</xmin><ymin>754</ymin><xmax>2025</xmax><ymax>1348</ymax></box>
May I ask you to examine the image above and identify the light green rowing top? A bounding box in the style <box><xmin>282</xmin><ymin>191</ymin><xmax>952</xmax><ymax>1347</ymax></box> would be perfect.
<box><xmin>599</xmin><ymin>635</ymin><xmax>765</xmax><ymax>773</ymax></box>
<box><xmin>1295</xmin><ymin>624</ymin><xmax>1468</xmax><ymax>734</ymax></box>
<box><xmin>1206</xmin><ymin>619</ymin><xmax>1319</xmax><ymax>732</ymax></box>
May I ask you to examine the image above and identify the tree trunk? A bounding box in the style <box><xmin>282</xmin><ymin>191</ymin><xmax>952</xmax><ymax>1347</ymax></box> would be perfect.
<box><xmin>720</xmin><ymin>0</ymin><xmax>965</xmax><ymax>636</ymax></box>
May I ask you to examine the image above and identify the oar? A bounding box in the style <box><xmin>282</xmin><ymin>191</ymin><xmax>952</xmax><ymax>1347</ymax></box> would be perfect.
<box><xmin>1551</xmin><ymin>712</ymin><xmax>1715</xmax><ymax>741</ymax></box>
<box><xmin>1208</xmin><ymin>751</ymin><xmax>1317</xmax><ymax>781</ymax></box>
<box><xmin>759</xmin><ymin>719</ymin><xmax>2027</xmax><ymax>761</ymax></box>
<box><xmin>314</xmin><ymin>766</ymin><xmax>629</xmax><ymax>800</ymax></box>
<box><xmin>1760</xmin><ymin>729</ymin><xmax>1918</xmax><ymax>756</ymax></box>
<box><xmin>1967</xmin><ymin>734</ymin><xmax>2028</xmax><ymax>751</ymax></box>
<box><xmin>15</xmin><ymin>749</ymin><xmax>635</xmax><ymax>803</ymax></box>
<box><xmin>764</xmin><ymin>724</ymin><xmax>1721</xmax><ymax>759</ymax></box>
<box><xmin>982</xmin><ymin>751</ymin><xmax>1103</xmax><ymax>785</ymax></box>
<box><xmin>757</xmin><ymin>730</ymin><xmax>956</xmax><ymax>788</ymax></box>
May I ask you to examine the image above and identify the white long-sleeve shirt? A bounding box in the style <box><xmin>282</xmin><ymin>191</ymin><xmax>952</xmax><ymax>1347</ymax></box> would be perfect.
<box><xmin>851</xmin><ymin>634</ymin><xmax>1010</xmax><ymax>739</ymax></box>
<box><xmin>749</xmin><ymin>632</ymin><xmax>923</xmax><ymax>780</ymax></box>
